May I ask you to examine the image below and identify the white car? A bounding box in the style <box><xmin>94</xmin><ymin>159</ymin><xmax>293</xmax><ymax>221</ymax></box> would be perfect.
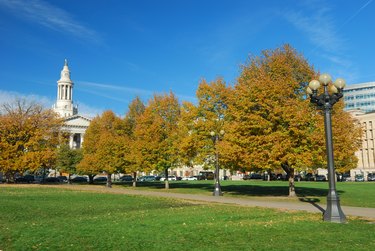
<box><xmin>182</xmin><ymin>176</ymin><xmax>198</xmax><ymax>181</ymax></box>
<box><xmin>160</xmin><ymin>175</ymin><xmax>177</xmax><ymax>181</ymax></box>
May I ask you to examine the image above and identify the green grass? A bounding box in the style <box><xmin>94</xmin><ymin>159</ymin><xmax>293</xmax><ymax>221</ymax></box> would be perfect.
<box><xmin>115</xmin><ymin>180</ymin><xmax>375</xmax><ymax>208</ymax></box>
<box><xmin>1</xmin><ymin>187</ymin><xmax>374</xmax><ymax>251</ymax></box>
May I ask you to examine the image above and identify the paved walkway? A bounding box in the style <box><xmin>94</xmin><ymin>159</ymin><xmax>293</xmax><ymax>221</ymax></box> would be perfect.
<box><xmin>35</xmin><ymin>184</ymin><xmax>375</xmax><ymax>220</ymax></box>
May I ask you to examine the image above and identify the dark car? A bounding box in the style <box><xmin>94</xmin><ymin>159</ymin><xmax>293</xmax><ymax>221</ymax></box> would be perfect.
<box><xmin>368</xmin><ymin>173</ymin><xmax>375</xmax><ymax>181</ymax></box>
<box><xmin>57</xmin><ymin>176</ymin><xmax>68</xmax><ymax>183</ymax></box>
<box><xmin>93</xmin><ymin>176</ymin><xmax>107</xmax><ymax>182</ymax></box>
<box><xmin>315</xmin><ymin>175</ymin><xmax>327</xmax><ymax>181</ymax></box>
<box><xmin>198</xmin><ymin>171</ymin><xmax>214</xmax><ymax>180</ymax></box>
<box><xmin>120</xmin><ymin>175</ymin><xmax>133</xmax><ymax>182</ymax></box>
<box><xmin>44</xmin><ymin>177</ymin><xmax>60</xmax><ymax>183</ymax></box>
<box><xmin>244</xmin><ymin>173</ymin><xmax>263</xmax><ymax>180</ymax></box>
<box><xmin>138</xmin><ymin>176</ymin><xmax>156</xmax><ymax>182</ymax></box>
<box><xmin>355</xmin><ymin>174</ymin><xmax>364</xmax><ymax>182</ymax></box>
<box><xmin>340</xmin><ymin>174</ymin><xmax>352</xmax><ymax>182</ymax></box>
<box><xmin>15</xmin><ymin>175</ymin><xmax>35</xmax><ymax>183</ymax></box>
<box><xmin>71</xmin><ymin>176</ymin><xmax>88</xmax><ymax>183</ymax></box>
<box><xmin>304</xmin><ymin>173</ymin><xmax>315</xmax><ymax>181</ymax></box>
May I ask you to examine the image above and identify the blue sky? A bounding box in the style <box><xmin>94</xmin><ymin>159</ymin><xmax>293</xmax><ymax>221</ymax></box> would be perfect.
<box><xmin>0</xmin><ymin>0</ymin><xmax>374</xmax><ymax>117</ymax></box>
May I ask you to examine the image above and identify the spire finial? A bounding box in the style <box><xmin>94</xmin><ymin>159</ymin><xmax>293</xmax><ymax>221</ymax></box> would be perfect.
<box><xmin>64</xmin><ymin>59</ymin><xmax>68</xmax><ymax>66</ymax></box>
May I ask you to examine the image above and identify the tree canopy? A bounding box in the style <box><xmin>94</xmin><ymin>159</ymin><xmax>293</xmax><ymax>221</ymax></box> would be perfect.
<box><xmin>0</xmin><ymin>99</ymin><xmax>63</xmax><ymax>181</ymax></box>
<box><xmin>133</xmin><ymin>92</ymin><xmax>180</xmax><ymax>188</ymax></box>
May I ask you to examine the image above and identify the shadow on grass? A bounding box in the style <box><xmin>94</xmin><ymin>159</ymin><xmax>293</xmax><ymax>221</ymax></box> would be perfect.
<box><xmin>116</xmin><ymin>181</ymin><xmax>344</xmax><ymax>202</ymax></box>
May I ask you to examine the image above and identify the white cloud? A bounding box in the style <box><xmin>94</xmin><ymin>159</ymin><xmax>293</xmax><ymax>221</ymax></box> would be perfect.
<box><xmin>0</xmin><ymin>0</ymin><xmax>101</xmax><ymax>43</ymax></box>
<box><xmin>0</xmin><ymin>90</ymin><xmax>53</xmax><ymax>108</ymax></box>
<box><xmin>78</xmin><ymin>81</ymin><xmax>154</xmax><ymax>97</ymax></box>
<box><xmin>283</xmin><ymin>6</ymin><xmax>343</xmax><ymax>53</ymax></box>
<box><xmin>78</xmin><ymin>81</ymin><xmax>196</xmax><ymax>103</ymax></box>
<box><xmin>0</xmin><ymin>89</ymin><xmax>102</xmax><ymax>117</ymax></box>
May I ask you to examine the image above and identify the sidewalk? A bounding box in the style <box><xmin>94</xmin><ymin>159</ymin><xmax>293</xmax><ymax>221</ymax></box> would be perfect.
<box><xmin>52</xmin><ymin>185</ymin><xmax>375</xmax><ymax>219</ymax></box>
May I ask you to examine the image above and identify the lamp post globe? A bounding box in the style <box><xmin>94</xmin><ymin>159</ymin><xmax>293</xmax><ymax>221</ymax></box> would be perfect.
<box><xmin>306</xmin><ymin>73</ymin><xmax>346</xmax><ymax>223</ymax></box>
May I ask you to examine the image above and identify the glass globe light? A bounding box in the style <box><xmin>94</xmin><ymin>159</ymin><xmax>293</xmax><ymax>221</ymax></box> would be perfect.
<box><xmin>319</xmin><ymin>73</ymin><xmax>332</xmax><ymax>86</ymax></box>
<box><xmin>309</xmin><ymin>80</ymin><xmax>320</xmax><ymax>90</ymax></box>
<box><xmin>333</xmin><ymin>78</ymin><xmax>346</xmax><ymax>89</ymax></box>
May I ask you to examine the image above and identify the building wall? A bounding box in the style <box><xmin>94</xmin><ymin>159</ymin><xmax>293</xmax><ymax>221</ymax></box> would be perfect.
<box><xmin>348</xmin><ymin>110</ymin><xmax>375</xmax><ymax>179</ymax></box>
<box><xmin>344</xmin><ymin>82</ymin><xmax>375</xmax><ymax>112</ymax></box>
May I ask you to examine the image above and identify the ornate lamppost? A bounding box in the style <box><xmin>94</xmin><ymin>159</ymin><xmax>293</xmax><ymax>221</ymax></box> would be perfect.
<box><xmin>307</xmin><ymin>73</ymin><xmax>346</xmax><ymax>223</ymax></box>
<box><xmin>210</xmin><ymin>130</ymin><xmax>224</xmax><ymax>196</ymax></box>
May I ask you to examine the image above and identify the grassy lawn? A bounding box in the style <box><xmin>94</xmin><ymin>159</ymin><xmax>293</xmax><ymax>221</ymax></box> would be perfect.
<box><xmin>0</xmin><ymin>187</ymin><xmax>374</xmax><ymax>251</ymax></box>
<box><xmin>114</xmin><ymin>180</ymin><xmax>375</xmax><ymax>208</ymax></box>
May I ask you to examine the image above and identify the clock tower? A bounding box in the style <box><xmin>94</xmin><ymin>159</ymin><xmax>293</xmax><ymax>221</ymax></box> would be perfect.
<box><xmin>53</xmin><ymin>59</ymin><xmax>78</xmax><ymax>117</ymax></box>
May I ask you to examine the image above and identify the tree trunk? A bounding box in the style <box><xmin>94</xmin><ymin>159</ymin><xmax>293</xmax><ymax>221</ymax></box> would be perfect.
<box><xmin>281</xmin><ymin>164</ymin><xmax>296</xmax><ymax>197</ymax></box>
<box><xmin>68</xmin><ymin>173</ymin><xmax>72</xmax><ymax>184</ymax></box>
<box><xmin>106</xmin><ymin>173</ymin><xmax>112</xmax><ymax>188</ymax></box>
<box><xmin>164</xmin><ymin>168</ymin><xmax>169</xmax><ymax>189</ymax></box>
<box><xmin>133</xmin><ymin>171</ymin><xmax>137</xmax><ymax>187</ymax></box>
<box><xmin>88</xmin><ymin>174</ymin><xmax>94</xmax><ymax>184</ymax></box>
<box><xmin>288</xmin><ymin>174</ymin><xmax>296</xmax><ymax>197</ymax></box>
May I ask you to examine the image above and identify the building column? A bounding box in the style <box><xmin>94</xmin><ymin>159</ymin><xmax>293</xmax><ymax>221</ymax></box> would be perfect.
<box><xmin>69</xmin><ymin>134</ymin><xmax>74</xmax><ymax>149</ymax></box>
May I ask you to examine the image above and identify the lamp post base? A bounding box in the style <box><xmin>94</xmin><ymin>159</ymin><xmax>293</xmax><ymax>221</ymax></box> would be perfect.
<box><xmin>323</xmin><ymin>195</ymin><xmax>346</xmax><ymax>223</ymax></box>
<box><xmin>213</xmin><ymin>181</ymin><xmax>223</xmax><ymax>196</ymax></box>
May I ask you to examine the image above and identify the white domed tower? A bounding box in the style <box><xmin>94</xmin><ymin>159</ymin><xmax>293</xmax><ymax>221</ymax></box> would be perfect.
<box><xmin>53</xmin><ymin>59</ymin><xmax>78</xmax><ymax>117</ymax></box>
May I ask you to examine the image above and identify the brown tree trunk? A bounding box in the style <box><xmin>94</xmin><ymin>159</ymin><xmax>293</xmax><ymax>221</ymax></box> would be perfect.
<box><xmin>288</xmin><ymin>174</ymin><xmax>296</xmax><ymax>197</ymax></box>
<box><xmin>88</xmin><ymin>174</ymin><xmax>94</xmax><ymax>184</ymax></box>
<box><xmin>133</xmin><ymin>171</ymin><xmax>137</xmax><ymax>187</ymax></box>
<box><xmin>164</xmin><ymin>168</ymin><xmax>169</xmax><ymax>189</ymax></box>
<box><xmin>106</xmin><ymin>173</ymin><xmax>112</xmax><ymax>188</ymax></box>
<box><xmin>281</xmin><ymin>163</ymin><xmax>296</xmax><ymax>197</ymax></box>
<box><xmin>68</xmin><ymin>173</ymin><xmax>72</xmax><ymax>184</ymax></box>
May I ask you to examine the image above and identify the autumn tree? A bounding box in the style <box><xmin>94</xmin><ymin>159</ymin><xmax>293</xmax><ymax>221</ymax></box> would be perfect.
<box><xmin>123</xmin><ymin>96</ymin><xmax>145</xmax><ymax>187</ymax></box>
<box><xmin>77</xmin><ymin>110</ymin><xmax>129</xmax><ymax>187</ymax></box>
<box><xmin>225</xmin><ymin>45</ymin><xmax>318</xmax><ymax>196</ymax></box>
<box><xmin>56</xmin><ymin>144</ymin><xmax>83</xmax><ymax>184</ymax></box>
<box><xmin>0</xmin><ymin>99</ymin><xmax>63</xmax><ymax>182</ymax></box>
<box><xmin>134</xmin><ymin>92</ymin><xmax>180</xmax><ymax>189</ymax></box>
<box><xmin>190</xmin><ymin>79</ymin><xmax>232</xmax><ymax>174</ymax></box>
<box><xmin>310</xmin><ymin>93</ymin><xmax>362</xmax><ymax>173</ymax></box>
<box><xmin>176</xmin><ymin>101</ymin><xmax>201</xmax><ymax>169</ymax></box>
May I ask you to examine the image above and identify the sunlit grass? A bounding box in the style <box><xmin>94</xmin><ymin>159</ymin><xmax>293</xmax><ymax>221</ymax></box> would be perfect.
<box><xmin>0</xmin><ymin>187</ymin><xmax>374</xmax><ymax>251</ymax></box>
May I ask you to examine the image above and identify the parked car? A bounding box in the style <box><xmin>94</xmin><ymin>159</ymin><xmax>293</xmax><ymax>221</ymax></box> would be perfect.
<box><xmin>368</xmin><ymin>173</ymin><xmax>375</xmax><ymax>181</ymax></box>
<box><xmin>71</xmin><ymin>176</ymin><xmax>88</xmax><ymax>183</ymax></box>
<box><xmin>15</xmin><ymin>175</ymin><xmax>35</xmax><ymax>183</ymax></box>
<box><xmin>315</xmin><ymin>175</ymin><xmax>327</xmax><ymax>181</ymax></box>
<box><xmin>57</xmin><ymin>176</ymin><xmax>68</xmax><ymax>183</ymax></box>
<box><xmin>304</xmin><ymin>173</ymin><xmax>315</xmax><ymax>181</ymax></box>
<box><xmin>182</xmin><ymin>176</ymin><xmax>198</xmax><ymax>181</ymax></box>
<box><xmin>198</xmin><ymin>171</ymin><xmax>214</xmax><ymax>180</ymax></box>
<box><xmin>294</xmin><ymin>174</ymin><xmax>302</xmax><ymax>181</ymax></box>
<box><xmin>341</xmin><ymin>174</ymin><xmax>352</xmax><ymax>182</ymax></box>
<box><xmin>243</xmin><ymin>173</ymin><xmax>262</xmax><ymax>180</ymax></box>
<box><xmin>44</xmin><ymin>177</ymin><xmax>60</xmax><ymax>183</ymax></box>
<box><xmin>160</xmin><ymin>175</ymin><xmax>177</xmax><ymax>181</ymax></box>
<box><xmin>355</xmin><ymin>174</ymin><xmax>364</xmax><ymax>182</ymax></box>
<box><xmin>138</xmin><ymin>176</ymin><xmax>156</xmax><ymax>182</ymax></box>
<box><xmin>120</xmin><ymin>175</ymin><xmax>133</xmax><ymax>182</ymax></box>
<box><xmin>93</xmin><ymin>176</ymin><xmax>107</xmax><ymax>182</ymax></box>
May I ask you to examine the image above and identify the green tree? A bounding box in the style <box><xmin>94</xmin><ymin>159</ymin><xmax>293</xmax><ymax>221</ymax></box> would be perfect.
<box><xmin>56</xmin><ymin>144</ymin><xmax>83</xmax><ymax>184</ymax></box>
<box><xmin>0</xmin><ymin>99</ymin><xmax>63</xmax><ymax>182</ymax></box>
